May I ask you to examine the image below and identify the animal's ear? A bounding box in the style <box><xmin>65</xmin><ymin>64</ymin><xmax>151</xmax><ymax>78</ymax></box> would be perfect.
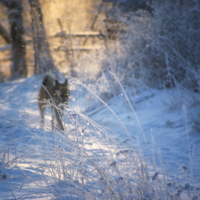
<box><xmin>64</xmin><ymin>79</ymin><xmax>68</xmax><ymax>85</ymax></box>
<box><xmin>42</xmin><ymin>77</ymin><xmax>48</xmax><ymax>86</ymax></box>
<box><xmin>55</xmin><ymin>78</ymin><xmax>60</xmax><ymax>87</ymax></box>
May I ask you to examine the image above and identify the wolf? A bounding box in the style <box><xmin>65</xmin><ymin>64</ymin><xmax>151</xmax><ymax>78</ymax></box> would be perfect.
<box><xmin>38</xmin><ymin>72</ymin><xmax>70</xmax><ymax>130</ymax></box>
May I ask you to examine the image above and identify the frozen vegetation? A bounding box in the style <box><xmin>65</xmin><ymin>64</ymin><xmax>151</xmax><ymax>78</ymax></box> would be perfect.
<box><xmin>0</xmin><ymin>0</ymin><xmax>200</xmax><ymax>199</ymax></box>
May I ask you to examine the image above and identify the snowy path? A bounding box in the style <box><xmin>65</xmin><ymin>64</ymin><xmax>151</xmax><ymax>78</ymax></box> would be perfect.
<box><xmin>0</xmin><ymin>76</ymin><xmax>200</xmax><ymax>199</ymax></box>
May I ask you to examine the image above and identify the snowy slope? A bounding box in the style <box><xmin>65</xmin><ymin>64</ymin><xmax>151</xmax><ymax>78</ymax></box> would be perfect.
<box><xmin>0</xmin><ymin>75</ymin><xmax>200</xmax><ymax>199</ymax></box>
<box><xmin>89</xmin><ymin>89</ymin><xmax>200</xmax><ymax>181</ymax></box>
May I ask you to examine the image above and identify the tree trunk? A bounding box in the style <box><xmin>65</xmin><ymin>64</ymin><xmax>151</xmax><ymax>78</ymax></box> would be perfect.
<box><xmin>28</xmin><ymin>0</ymin><xmax>55</xmax><ymax>74</ymax></box>
<box><xmin>9</xmin><ymin>0</ymin><xmax>27</xmax><ymax>76</ymax></box>
<box><xmin>0</xmin><ymin>0</ymin><xmax>27</xmax><ymax>76</ymax></box>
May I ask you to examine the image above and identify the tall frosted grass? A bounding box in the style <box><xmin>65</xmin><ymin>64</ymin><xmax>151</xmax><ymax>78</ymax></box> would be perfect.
<box><xmin>1</xmin><ymin>76</ymin><xmax>199</xmax><ymax>200</ymax></box>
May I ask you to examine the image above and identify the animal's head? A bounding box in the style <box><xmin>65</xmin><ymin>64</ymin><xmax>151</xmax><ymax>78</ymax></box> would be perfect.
<box><xmin>54</xmin><ymin>79</ymin><xmax>70</xmax><ymax>104</ymax></box>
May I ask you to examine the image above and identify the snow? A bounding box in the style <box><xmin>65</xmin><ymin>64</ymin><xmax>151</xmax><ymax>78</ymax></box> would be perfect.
<box><xmin>0</xmin><ymin>75</ymin><xmax>200</xmax><ymax>199</ymax></box>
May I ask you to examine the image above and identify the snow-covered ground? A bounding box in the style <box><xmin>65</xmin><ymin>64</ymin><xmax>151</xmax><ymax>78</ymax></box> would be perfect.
<box><xmin>0</xmin><ymin>75</ymin><xmax>200</xmax><ymax>199</ymax></box>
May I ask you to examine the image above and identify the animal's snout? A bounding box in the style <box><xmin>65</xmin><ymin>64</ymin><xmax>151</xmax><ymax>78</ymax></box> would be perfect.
<box><xmin>60</xmin><ymin>96</ymin><xmax>69</xmax><ymax>103</ymax></box>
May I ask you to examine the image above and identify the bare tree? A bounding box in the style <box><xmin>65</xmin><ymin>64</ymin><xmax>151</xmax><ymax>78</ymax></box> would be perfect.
<box><xmin>28</xmin><ymin>0</ymin><xmax>56</xmax><ymax>74</ymax></box>
<box><xmin>0</xmin><ymin>0</ymin><xmax>27</xmax><ymax>76</ymax></box>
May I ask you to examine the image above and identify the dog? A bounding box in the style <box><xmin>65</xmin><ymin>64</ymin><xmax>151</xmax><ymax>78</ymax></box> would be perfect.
<box><xmin>38</xmin><ymin>72</ymin><xmax>70</xmax><ymax>130</ymax></box>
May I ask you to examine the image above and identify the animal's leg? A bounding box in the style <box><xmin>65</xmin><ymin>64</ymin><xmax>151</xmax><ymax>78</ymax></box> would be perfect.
<box><xmin>54</xmin><ymin>107</ymin><xmax>64</xmax><ymax>130</ymax></box>
<box><xmin>39</xmin><ymin>103</ymin><xmax>46</xmax><ymax>128</ymax></box>
<box><xmin>51</xmin><ymin>106</ymin><xmax>55</xmax><ymax>130</ymax></box>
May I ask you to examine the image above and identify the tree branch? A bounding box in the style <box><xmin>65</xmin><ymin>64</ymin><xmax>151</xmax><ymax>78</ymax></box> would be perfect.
<box><xmin>0</xmin><ymin>23</ymin><xmax>11</xmax><ymax>43</ymax></box>
<box><xmin>0</xmin><ymin>0</ymin><xmax>9</xmax><ymax>7</ymax></box>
